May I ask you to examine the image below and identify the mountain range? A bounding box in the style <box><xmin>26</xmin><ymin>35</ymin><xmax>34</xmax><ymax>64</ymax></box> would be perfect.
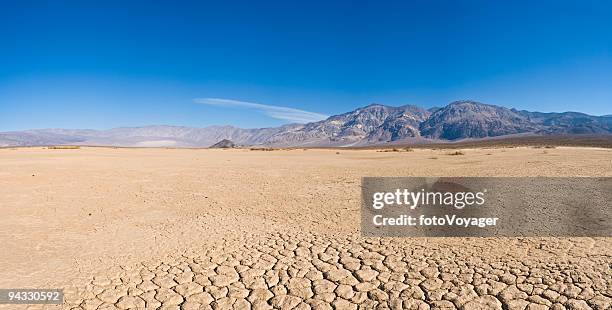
<box><xmin>2</xmin><ymin>100</ymin><xmax>611</xmax><ymax>147</ymax></box>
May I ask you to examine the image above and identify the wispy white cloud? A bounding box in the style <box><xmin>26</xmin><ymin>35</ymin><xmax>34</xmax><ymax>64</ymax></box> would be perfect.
<box><xmin>194</xmin><ymin>98</ymin><xmax>328</xmax><ymax>123</ymax></box>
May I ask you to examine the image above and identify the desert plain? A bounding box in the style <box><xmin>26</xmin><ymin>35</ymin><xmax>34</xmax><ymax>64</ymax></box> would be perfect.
<box><xmin>0</xmin><ymin>146</ymin><xmax>610</xmax><ymax>310</ymax></box>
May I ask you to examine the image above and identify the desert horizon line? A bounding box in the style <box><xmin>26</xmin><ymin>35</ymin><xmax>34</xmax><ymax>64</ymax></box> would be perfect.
<box><xmin>2</xmin><ymin>99</ymin><xmax>611</xmax><ymax>133</ymax></box>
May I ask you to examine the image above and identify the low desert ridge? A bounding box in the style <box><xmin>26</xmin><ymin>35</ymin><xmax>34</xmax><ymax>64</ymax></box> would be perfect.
<box><xmin>0</xmin><ymin>146</ymin><xmax>610</xmax><ymax>309</ymax></box>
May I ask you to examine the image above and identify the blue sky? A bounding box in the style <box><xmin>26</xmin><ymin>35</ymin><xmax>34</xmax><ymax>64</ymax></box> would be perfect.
<box><xmin>0</xmin><ymin>0</ymin><xmax>610</xmax><ymax>131</ymax></box>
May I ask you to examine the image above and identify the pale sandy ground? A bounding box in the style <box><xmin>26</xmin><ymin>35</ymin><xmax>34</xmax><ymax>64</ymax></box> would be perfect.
<box><xmin>0</xmin><ymin>146</ymin><xmax>610</xmax><ymax>310</ymax></box>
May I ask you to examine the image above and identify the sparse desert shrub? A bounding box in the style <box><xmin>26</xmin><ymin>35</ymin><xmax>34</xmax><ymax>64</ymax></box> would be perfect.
<box><xmin>534</xmin><ymin>145</ymin><xmax>556</xmax><ymax>149</ymax></box>
<box><xmin>48</xmin><ymin>145</ymin><xmax>80</xmax><ymax>149</ymax></box>
<box><xmin>447</xmin><ymin>151</ymin><xmax>465</xmax><ymax>156</ymax></box>
<box><xmin>336</xmin><ymin>151</ymin><xmax>340</xmax><ymax>155</ymax></box>
<box><xmin>250</xmin><ymin>147</ymin><xmax>276</xmax><ymax>151</ymax></box>
<box><xmin>429</xmin><ymin>157</ymin><xmax>438</xmax><ymax>160</ymax></box>
<box><xmin>378</xmin><ymin>147</ymin><xmax>413</xmax><ymax>153</ymax></box>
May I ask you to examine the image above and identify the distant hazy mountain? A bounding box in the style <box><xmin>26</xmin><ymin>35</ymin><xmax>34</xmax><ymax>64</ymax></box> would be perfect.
<box><xmin>1</xmin><ymin>100</ymin><xmax>610</xmax><ymax>147</ymax></box>
<box><xmin>0</xmin><ymin>124</ymin><xmax>299</xmax><ymax>148</ymax></box>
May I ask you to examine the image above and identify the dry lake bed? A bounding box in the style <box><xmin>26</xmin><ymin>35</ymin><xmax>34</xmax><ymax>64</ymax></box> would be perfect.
<box><xmin>0</xmin><ymin>146</ymin><xmax>610</xmax><ymax>309</ymax></box>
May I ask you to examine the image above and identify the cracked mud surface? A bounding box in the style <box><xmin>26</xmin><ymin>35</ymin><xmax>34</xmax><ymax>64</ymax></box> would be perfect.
<box><xmin>1</xmin><ymin>147</ymin><xmax>610</xmax><ymax>309</ymax></box>
<box><xmin>61</xmin><ymin>234</ymin><xmax>612</xmax><ymax>310</ymax></box>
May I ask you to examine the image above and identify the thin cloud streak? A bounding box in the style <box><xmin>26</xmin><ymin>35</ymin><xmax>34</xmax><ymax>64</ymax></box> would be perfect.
<box><xmin>194</xmin><ymin>98</ymin><xmax>328</xmax><ymax>123</ymax></box>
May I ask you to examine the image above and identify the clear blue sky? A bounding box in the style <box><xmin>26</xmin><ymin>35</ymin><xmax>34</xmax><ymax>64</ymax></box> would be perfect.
<box><xmin>1</xmin><ymin>0</ymin><xmax>610</xmax><ymax>131</ymax></box>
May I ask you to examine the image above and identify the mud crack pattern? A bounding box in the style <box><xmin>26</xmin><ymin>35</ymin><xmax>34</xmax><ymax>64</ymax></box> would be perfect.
<box><xmin>51</xmin><ymin>233</ymin><xmax>612</xmax><ymax>310</ymax></box>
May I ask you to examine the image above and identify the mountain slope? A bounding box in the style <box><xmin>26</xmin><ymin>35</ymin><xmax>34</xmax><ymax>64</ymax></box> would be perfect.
<box><xmin>263</xmin><ymin>104</ymin><xmax>430</xmax><ymax>146</ymax></box>
<box><xmin>419</xmin><ymin>101</ymin><xmax>540</xmax><ymax>140</ymax></box>
<box><xmin>515</xmin><ymin>110</ymin><xmax>612</xmax><ymax>135</ymax></box>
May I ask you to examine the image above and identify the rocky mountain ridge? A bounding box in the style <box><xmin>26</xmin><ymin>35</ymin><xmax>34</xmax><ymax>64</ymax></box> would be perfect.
<box><xmin>1</xmin><ymin>101</ymin><xmax>610</xmax><ymax>147</ymax></box>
